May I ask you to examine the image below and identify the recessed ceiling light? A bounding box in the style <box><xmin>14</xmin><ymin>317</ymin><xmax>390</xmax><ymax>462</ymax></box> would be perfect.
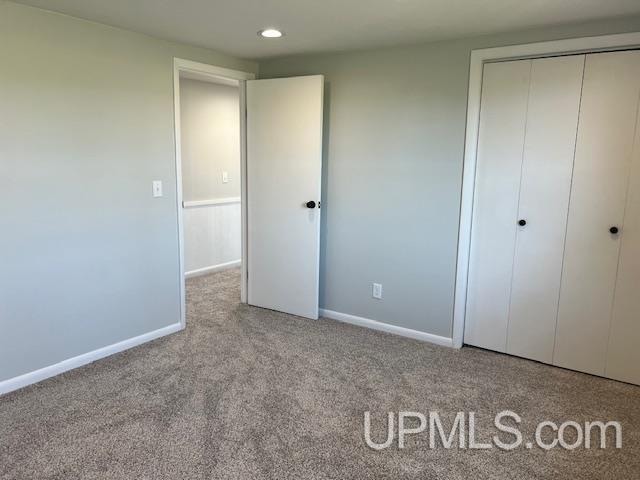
<box><xmin>258</xmin><ymin>28</ymin><xmax>283</xmax><ymax>38</ymax></box>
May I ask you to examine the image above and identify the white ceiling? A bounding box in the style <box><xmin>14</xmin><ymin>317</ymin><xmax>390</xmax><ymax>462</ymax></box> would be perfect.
<box><xmin>12</xmin><ymin>0</ymin><xmax>640</xmax><ymax>60</ymax></box>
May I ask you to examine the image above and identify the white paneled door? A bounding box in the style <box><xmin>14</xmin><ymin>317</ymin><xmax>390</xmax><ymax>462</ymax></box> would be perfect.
<box><xmin>506</xmin><ymin>55</ymin><xmax>584</xmax><ymax>363</ymax></box>
<box><xmin>465</xmin><ymin>49</ymin><xmax>640</xmax><ymax>385</ymax></box>
<box><xmin>554</xmin><ymin>51</ymin><xmax>640</xmax><ymax>376</ymax></box>
<box><xmin>246</xmin><ymin>76</ymin><xmax>324</xmax><ymax>319</ymax></box>
<box><xmin>465</xmin><ymin>55</ymin><xmax>583</xmax><ymax>361</ymax></box>
<box><xmin>464</xmin><ymin>59</ymin><xmax>531</xmax><ymax>352</ymax></box>
<box><xmin>607</xmin><ymin>105</ymin><xmax>640</xmax><ymax>385</ymax></box>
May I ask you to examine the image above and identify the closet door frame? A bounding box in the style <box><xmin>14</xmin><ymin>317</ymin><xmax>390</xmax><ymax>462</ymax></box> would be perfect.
<box><xmin>453</xmin><ymin>32</ymin><xmax>640</xmax><ymax>349</ymax></box>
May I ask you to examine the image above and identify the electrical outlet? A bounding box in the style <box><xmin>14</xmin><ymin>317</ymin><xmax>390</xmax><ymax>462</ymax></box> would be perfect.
<box><xmin>222</xmin><ymin>171</ymin><xmax>229</xmax><ymax>183</ymax></box>
<box><xmin>372</xmin><ymin>283</ymin><xmax>382</xmax><ymax>299</ymax></box>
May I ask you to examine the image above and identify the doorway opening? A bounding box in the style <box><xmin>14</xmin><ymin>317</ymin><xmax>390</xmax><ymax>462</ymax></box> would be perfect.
<box><xmin>174</xmin><ymin>59</ymin><xmax>325</xmax><ymax>326</ymax></box>
<box><xmin>173</xmin><ymin>59</ymin><xmax>254</xmax><ymax>327</ymax></box>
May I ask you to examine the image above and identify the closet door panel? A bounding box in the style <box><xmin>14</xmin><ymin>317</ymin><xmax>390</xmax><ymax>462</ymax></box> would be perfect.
<box><xmin>607</xmin><ymin>98</ymin><xmax>640</xmax><ymax>385</ymax></box>
<box><xmin>465</xmin><ymin>60</ymin><xmax>531</xmax><ymax>352</ymax></box>
<box><xmin>507</xmin><ymin>55</ymin><xmax>584</xmax><ymax>363</ymax></box>
<box><xmin>554</xmin><ymin>51</ymin><xmax>640</xmax><ymax>375</ymax></box>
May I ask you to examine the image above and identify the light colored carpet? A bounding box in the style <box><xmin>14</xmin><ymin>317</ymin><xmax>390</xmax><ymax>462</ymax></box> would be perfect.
<box><xmin>1</xmin><ymin>268</ymin><xmax>639</xmax><ymax>479</ymax></box>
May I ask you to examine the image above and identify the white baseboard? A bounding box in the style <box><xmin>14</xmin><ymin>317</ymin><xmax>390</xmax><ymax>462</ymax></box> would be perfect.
<box><xmin>0</xmin><ymin>322</ymin><xmax>183</xmax><ymax>396</ymax></box>
<box><xmin>185</xmin><ymin>259</ymin><xmax>241</xmax><ymax>278</ymax></box>
<box><xmin>319</xmin><ymin>309</ymin><xmax>453</xmax><ymax>348</ymax></box>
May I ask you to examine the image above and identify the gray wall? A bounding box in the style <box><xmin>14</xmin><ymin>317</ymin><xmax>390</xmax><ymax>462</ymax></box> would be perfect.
<box><xmin>179</xmin><ymin>78</ymin><xmax>242</xmax><ymax>274</ymax></box>
<box><xmin>0</xmin><ymin>1</ymin><xmax>256</xmax><ymax>382</ymax></box>
<box><xmin>259</xmin><ymin>16</ymin><xmax>640</xmax><ymax>338</ymax></box>
<box><xmin>180</xmin><ymin>79</ymin><xmax>241</xmax><ymax>201</ymax></box>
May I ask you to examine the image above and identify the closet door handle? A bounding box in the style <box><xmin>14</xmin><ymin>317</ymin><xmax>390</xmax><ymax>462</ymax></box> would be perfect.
<box><xmin>518</xmin><ymin>219</ymin><xmax>527</xmax><ymax>227</ymax></box>
<box><xmin>610</xmin><ymin>226</ymin><xmax>620</xmax><ymax>235</ymax></box>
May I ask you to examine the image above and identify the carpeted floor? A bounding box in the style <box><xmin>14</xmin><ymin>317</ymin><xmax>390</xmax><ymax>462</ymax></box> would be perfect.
<box><xmin>1</xmin><ymin>268</ymin><xmax>639</xmax><ymax>479</ymax></box>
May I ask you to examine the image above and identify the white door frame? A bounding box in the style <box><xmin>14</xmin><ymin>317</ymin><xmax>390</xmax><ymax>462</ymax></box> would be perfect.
<box><xmin>453</xmin><ymin>32</ymin><xmax>640</xmax><ymax>349</ymax></box>
<box><xmin>173</xmin><ymin>58</ymin><xmax>255</xmax><ymax>327</ymax></box>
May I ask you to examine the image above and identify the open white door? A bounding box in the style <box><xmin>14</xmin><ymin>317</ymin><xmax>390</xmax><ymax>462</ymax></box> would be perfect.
<box><xmin>246</xmin><ymin>75</ymin><xmax>324</xmax><ymax>319</ymax></box>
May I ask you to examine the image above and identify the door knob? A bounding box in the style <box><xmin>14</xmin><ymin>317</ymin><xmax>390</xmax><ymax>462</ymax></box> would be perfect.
<box><xmin>610</xmin><ymin>226</ymin><xmax>620</xmax><ymax>235</ymax></box>
<box><xmin>305</xmin><ymin>201</ymin><xmax>316</xmax><ymax>209</ymax></box>
<box><xmin>518</xmin><ymin>219</ymin><xmax>527</xmax><ymax>227</ymax></box>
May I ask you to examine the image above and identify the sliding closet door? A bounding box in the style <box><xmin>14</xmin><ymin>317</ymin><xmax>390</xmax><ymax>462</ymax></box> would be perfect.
<box><xmin>464</xmin><ymin>60</ymin><xmax>531</xmax><ymax>352</ymax></box>
<box><xmin>554</xmin><ymin>51</ymin><xmax>640</xmax><ymax>376</ymax></box>
<box><xmin>506</xmin><ymin>56</ymin><xmax>584</xmax><ymax>363</ymax></box>
<box><xmin>606</xmin><ymin>95</ymin><xmax>640</xmax><ymax>385</ymax></box>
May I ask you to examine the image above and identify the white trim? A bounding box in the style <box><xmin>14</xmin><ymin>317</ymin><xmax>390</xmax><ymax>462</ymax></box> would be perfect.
<box><xmin>239</xmin><ymin>80</ymin><xmax>249</xmax><ymax>304</ymax></box>
<box><xmin>0</xmin><ymin>323</ymin><xmax>183</xmax><ymax>396</ymax></box>
<box><xmin>320</xmin><ymin>309</ymin><xmax>453</xmax><ymax>348</ymax></box>
<box><xmin>173</xmin><ymin>58</ymin><xmax>255</xmax><ymax>326</ymax></box>
<box><xmin>183</xmin><ymin>197</ymin><xmax>241</xmax><ymax>208</ymax></box>
<box><xmin>173</xmin><ymin>60</ymin><xmax>187</xmax><ymax>328</ymax></box>
<box><xmin>185</xmin><ymin>259</ymin><xmax>241</xmax><ymax>278</ymax></box>
<box><xmin>174</xmin><ymin>58</ymin><xmax>254</xmax><ymax>82</ymax></box>
<box><xmin>453</xmin><ymin>32</ymin><xmax>640</xmax><ymax>349</ymax></box>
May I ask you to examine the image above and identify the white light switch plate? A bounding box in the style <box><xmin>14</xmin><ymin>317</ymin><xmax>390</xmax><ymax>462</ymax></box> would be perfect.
<box><xmin>152</xmin><ymin>180</ymin><xmax>163</xmax><ymax>197</ymax></box>
<box><xmin>222</xmin><ymin>171</ymin><xmax>229</xmax><ymax>183</ymax></box>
